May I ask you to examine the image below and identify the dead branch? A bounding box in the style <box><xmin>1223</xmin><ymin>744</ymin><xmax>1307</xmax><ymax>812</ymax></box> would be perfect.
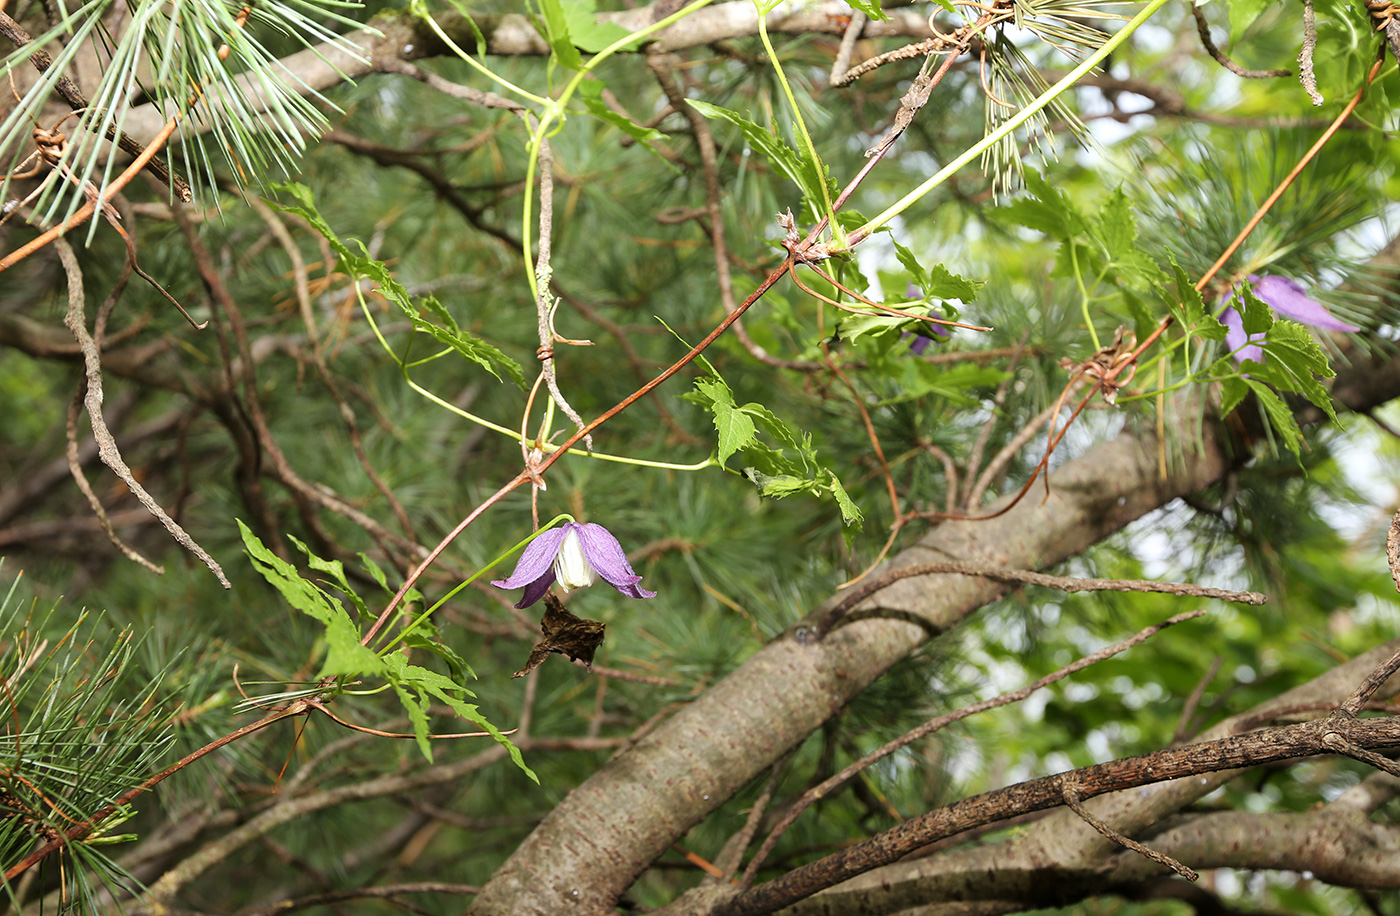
<box><xmin>53</xmin><ymin>236</ymin><xmax>229</xmax><ymax>585</ymax></box>
<box><xmin>815</xmin><ymin>563</ymin><xmax>1262</xmax><ymax>639</ymax></box>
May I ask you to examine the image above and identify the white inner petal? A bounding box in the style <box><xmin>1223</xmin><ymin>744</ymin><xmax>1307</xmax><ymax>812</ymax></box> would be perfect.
<box><xmin>553</xmin><ymin>528</ymin><xmax>598</xmax><ymax>592</ymax></box>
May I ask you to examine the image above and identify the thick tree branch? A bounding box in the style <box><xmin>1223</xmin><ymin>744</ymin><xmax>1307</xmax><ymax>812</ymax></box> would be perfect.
<box><xmin>772</xmin><ymin>804</ymin><xmax>1400</xmax><ymax>916</ymax></box>
<box><xmin>755</xmin><ymin>638</ymin><xmax>1400</xmax><ymax>916</ymax></box>
<box><xmin>117</xmin><ymin>1</ymin><xmax>933</xmax><ymax>144</ymax></box>
<box><xmin>724</xmin><ymin>715</ymin><xmax>1400</xmax><ymax>915</ymax></box>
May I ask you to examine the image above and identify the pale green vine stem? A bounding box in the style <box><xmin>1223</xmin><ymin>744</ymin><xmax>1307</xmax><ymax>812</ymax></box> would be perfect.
<box><xmin>1068</xmin><ymin>241</ymin><xmax>1101</xmax><ymax>352</ymax></box>
<box><xmin>356</xmin><ymin>291</ymin><xmax>713</xmax><ymax>471</ymax></box>
<box><xmin>519</xmin><ymin>0</ymin><xmax>717</xmax><ymax>300</ymax></box>
<box><xmin>755</xmin><ymin>1</ymin><xmax>838</xmax><ymax>237</ymax></box>
<box><xmin>408</xmin><ymin>0</ymin><xmax>550</xmax><ymax>106</ymax></box>
<box><xmin>840</xmin><ymin>0</ymin><xmax>1172</xmax><ymax>250</ymax></box>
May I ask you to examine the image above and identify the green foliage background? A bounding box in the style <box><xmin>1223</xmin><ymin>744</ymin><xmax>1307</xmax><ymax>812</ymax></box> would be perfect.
<box><xmin>1</xmin><ymin>0</ymin><xmax>1400</xmax><ymax>912</ymax></box>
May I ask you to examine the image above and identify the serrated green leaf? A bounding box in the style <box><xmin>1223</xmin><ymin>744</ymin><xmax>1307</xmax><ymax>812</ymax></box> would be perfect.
<box><xmin>1264</xmin><ymin>319</ymin><xmax>1333</xmax><ymax>376</ymax></box>
<box><xmin>420</xmin><ymin>294</ymin><xmax>461</xmax><ymax>334</ymax></box>
<box><xmin>686</xmin><ymin>100</ymin><xmax>827</xmax><ymax>219</ymax></box>
<box><xmin>359</xmin><ymin>553</ymin><xmax>424</xmax><ymax>607</ymax></box>
<box><xmin>713</xmin><ymin>401</ymin><xmax>758</xmax><ymax>464</ymax></box>
<box><xmin>739</xmin><ymin>440</ymin><xmax>805</xmax><ymax>478</ymax></box>
<box><xmin>360</xmin><ymin>553</ymin><xmax>390</xmax><ymax>591</ymax></box>
<box><xmin>1228</xmin><ymin>0</ymin><xmax>1272</xmax><ymax>42</ymax></box>
<box><xmin>745</xmin><ymin>469</ymin><xmax>822</xmax><ymax>498</ymax></box>
<box><xmin>561</xmin><ymin>0</ymin><xmax>638</xmax><ymax>52</ymax></box>
<box><xmin>288</xmin><ymin>535</ymin><xmax>366</xmax><ymax>621</ymax></box>
<box><xmin>1096</xmin><ymin>190</ymin><xmax>1161</xmax><ymax>291</ymax></box>
<box><xmin>693</xmin><ymin>378</ymin><xmax>757</xmax><ymax>463</ymax></box>
<box><xmin>1168</xmin><ymin>256</ymin><xmax>1205</xmax><ymax>325</ymax></box>
<box><xmin>740</xmin><ymin>402</ymin><xmax>817</xmax><ymax>471</ymax></box>
<box><xmin>537</xmin><ymin>0</ymin><xmax>585</xmax><ymax>69</ymax></box>
<box><xmin>578</xmin><ymin>82</ymin><xmax>677</xmax><ymax>170</ymax></box>
<box><xmin>412</xmin><ymin>312</ymin><xmax>527</xmax><ymax>388</ymax></box>
<box><xmin>1245</xmin><ymin>378</ymin><xmax>1304</xmax><ymax>458</ymax></box>
<box><xmin>1168</xmin><ymin>255</ymin><xmax>1227</xmax><ymax>340</ymax></box>
<box><xmin>1122</xmin><ymin>288</ymin><xmax>1157</xmax><ymax>344</ymax></box>
<box><xmin>843</xmin><ymin>0</ymin><xmax>890</xmax><ymax>19</ymax></box>
<box><xmin>835</xmin><ymin>209</ymin><xmax>874</xmax><ymax>232</ymax></box>
<box><xmin>997</xmin><ymin>171</ymin><xmax>1089</xmax><ymax>238</ymax></box>
<box><xmin>269</xmin><ymin>185</ymin><xmax>525</xmax><ymax>388</ymax></box>
<box><xmin>1097</xmin><ymin>187</ymin><xmax>1136</xmax><ymax>260</ymax></box>
<box><xmin>829</xmin><ymin>472</ymin><xmax>863</xmax><ymax>528</ymax></box>
<box><xmin>1220</xmin><ymin>376</ymin><xmax>1249</xmax><ymax>415</ymax></box>
<box><xmin>1237</xmin><ymin>284</ymin><xmax>1275</xmax><ymax>335</ymax></box>
<box><xmin>238</xmin><ymin>521</ymin><xmax>385</xmax><ymax>679</ymax></box>
<box><xmin>1251</xmin><ymin>319</ymin><xmax>1338</xmax><ymax>421</ymax></box>
<box><xmin>892</xmin><ymin>238</ymin><xmax>928</xmax><ymax>289</ymax></box>
<box><xmin>389</xmin><ymin>679</ymin><xmax>435</xmax><ymax>762</ymax></box>
<box><xmin>839</xmin><ymin>313</ymin><xmax>916</xmax><ymax>342</ymax></box>
<box><xmin>400</xmin><ymin>615</ymin><xmax>475</xmax><ymax>685</ymax></box>
<box><xmin>691</xmin><ymin>377</ymin><xmax>734</xmax><ymax>408</ymax></box>
<box><xmin>924</xmin><ymin>263</ymin><xmax>984</xmax><ymax>301</ymax></box>
<box><xmin>384</xmin><ymin>654</ymin><xmax>535</xmax><ymax>781</ymax></box>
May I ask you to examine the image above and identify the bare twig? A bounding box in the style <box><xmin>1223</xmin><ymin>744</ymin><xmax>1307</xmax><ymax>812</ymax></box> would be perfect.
<box><xmin>53</xmin><ymin>237</ymin><xmax>229</xmax><ymax>585</ymax></box>
<box><xmin>836</xmin><ymin>36</ymin><xmax>956</xmax><ymax>87</ymax></box>
<box><xmin>711</xmin><ymin>753</ymin><xmax>793</xmax><ymax>884</ymax></box>
<box><xmin>1060</xmin><ymin>776</ymin><xmax>1199</xmax><ymax>880</ymax></box>
<box><xmin>1190</xmin><ymin>4</ymin><xmax>1290</xmax><ymax>78</ymax></box>
<box><xmin>1173</xmin><ymin>655</ymin><xmax>1223</xmax><ymax>743</ymax></box>
<box><xmin>961</xmin><ymin>331</ymin><xmax>1029</xmax><ymax>510</ymax></box>
<box><xmin>1335</xmin><ymin>645</ymin><xmax>1400</xmax><ymax>718</ymax></box>
<box><xmin>1386</xmin><ymin>508</ymin><xmax>1400</xmax><ymax>593</ymax></box>
<box><xmin>375</xmin><ymin>56</ymin><xmax>523</xmax><ymax>111</ymax></box>
<box><xmin>1319</xmin><ymin>730</ymin><xmax>1400</xmax><ymax>779</ymax></box>
<box><xmin>745</xmin><ymin>610</ymin><xmax>1207</xmax><ymax>883</ymax></box>
<box><xmin>964</xmin><ymin>400</ymin><xmax>1058</xmax><ymax>510</ymax></box>
<box><xmin>64</xmin><ymin>386</ymin><xmax>162</xmax><ymax>573</ymax></box>
<box><xmin>1300</xmin><ymin>0</ymin><xmax>1324</xmax><ymax>105</ymax></box>
<box><xmin>530</xmin><ymin>131</ymin><xmax>590</xmax><ymax>448</ymax></box>
<box><xmin>829</xmin><ymin>10</ymin><xmax>866</xmax><ymax>86</ymax></box>
<box><xmin>236</xmin><ymin>882</ymin><xmax>481</xmax><ymax>916</ymax></box>
<box><xmin>921</xmin><ymin>442</ymin><xmax>959</xmax><ymax>515</ymax></box>
<box><xmin>815</xmin><ymin>562</ymin><xmax>1262</xmax><ymax>639</ymax></box>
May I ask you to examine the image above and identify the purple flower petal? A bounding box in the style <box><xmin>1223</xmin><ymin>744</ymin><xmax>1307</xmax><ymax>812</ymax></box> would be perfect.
<box><xmin>574</xmin><ymin>523</ymin><xmax>656</xmax><ymax>600</ymax></box>
<box><xmin>491</xmin><ymin>526</ymin><xmax>568</xmax><ymax>590</ymax></box>
<box><xmin>512</xmin><ymin>568</ymin><xmax>557</xmax><ymax>609</ymax></box>
<box><xmin>1253</xmin><ymin>275</ymin><xmax>1359</xmax><ymax>333</ymax></box>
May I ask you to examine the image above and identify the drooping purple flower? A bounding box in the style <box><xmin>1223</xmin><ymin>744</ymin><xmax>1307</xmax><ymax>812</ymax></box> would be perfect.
<box><xmin>1220</xmin><ymin>274</ymin><xmax>1358</xmax><ymax>363</ymax></box>
<box><xmin>491</xmin><ymin>522</ymin><xmax>656</xmax><ymax>609</ymax></box>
